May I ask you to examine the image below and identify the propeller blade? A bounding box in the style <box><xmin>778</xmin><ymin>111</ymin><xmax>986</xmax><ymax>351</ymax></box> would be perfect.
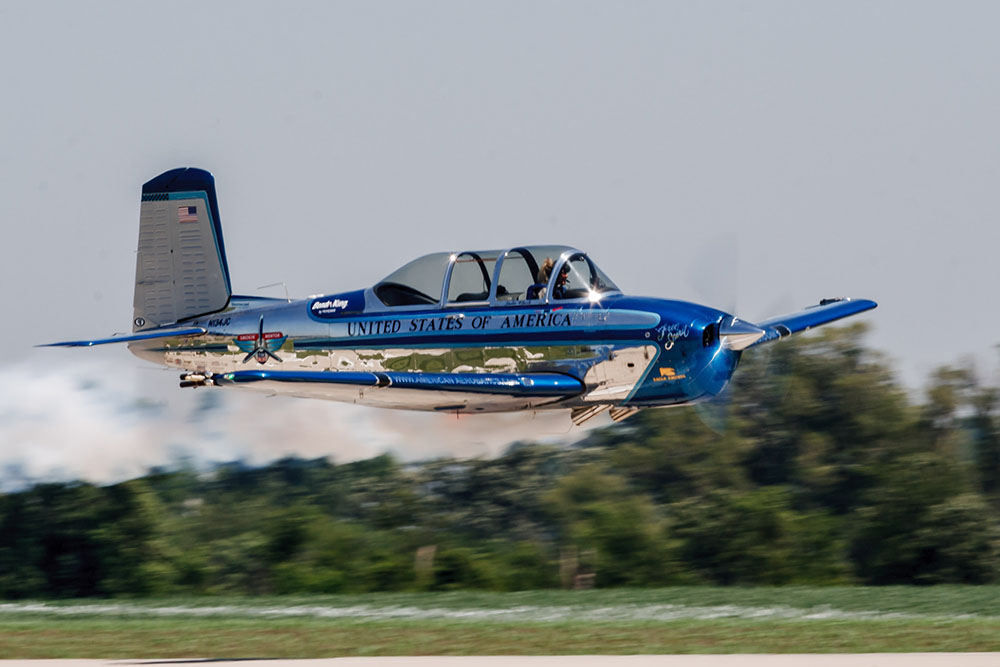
<box><xmin>686</xmin><ymin>234</ymin><xmax>740</xmax><ymax>313</ymax></box>
<box><xmin>693</xmin><ymin>387</ymin><xmax>732</xmax><ymax>435</ymax></box>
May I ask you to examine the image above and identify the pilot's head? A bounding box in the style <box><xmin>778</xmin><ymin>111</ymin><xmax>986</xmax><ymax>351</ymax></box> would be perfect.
<box><xmin>556</xmin><ymin>266</ymin><xmax>569</xmax><ymax>286</ymax></box>
<box><xmin>537</xmin><ymin>257</ymin><xmax>555</xmax><ymax>284</ymax></box>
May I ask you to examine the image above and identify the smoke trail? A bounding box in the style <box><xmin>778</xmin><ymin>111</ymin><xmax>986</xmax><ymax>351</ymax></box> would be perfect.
<box><xmin>0</xmin><ymin>355</ymin><xmax>592</xmax><ymax>490</ymax></box>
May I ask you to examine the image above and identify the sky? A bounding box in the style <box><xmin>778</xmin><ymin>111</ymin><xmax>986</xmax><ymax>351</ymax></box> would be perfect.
<box><xmin>1</xmin><ymin>1</ymin><xmax>998</xmax><ymax>485</ymax></box>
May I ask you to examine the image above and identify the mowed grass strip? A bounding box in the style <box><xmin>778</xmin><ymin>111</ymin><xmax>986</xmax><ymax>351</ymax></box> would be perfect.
<box><xmin>4</xmin><ymin>588</ymin><xmax>1000</xmax><ymax>658</ymax></box>
<box><xmin>7</xmin><ymin>586</ymin><xmax>1000</xmax><ymax>617</ymax></box>
<box><xmin>2</xmin><ymin>617</ymin><xmax>1000</xmax><ymax>657</ymax></box>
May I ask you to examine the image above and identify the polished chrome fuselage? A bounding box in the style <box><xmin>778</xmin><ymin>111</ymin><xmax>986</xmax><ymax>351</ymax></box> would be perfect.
<box><xmin>45</xmin><ymin>169</ymin><xmax>875</xmax><ymax>418</ymax></box>
<box><xmin>129</xmin><ymin>289</ymin><xmax>740</xmax><ymax>414</ymax></box>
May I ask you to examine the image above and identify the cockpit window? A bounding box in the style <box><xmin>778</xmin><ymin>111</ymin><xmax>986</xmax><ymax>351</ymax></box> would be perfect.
<box><xmin>553</xmin><ymin>253</ymin><xmax>619</xmax><ymax>300</ymax></box>
<box><xmin>494</xmin><ymin>245</ymin><xmax>572</xmax><ymax>304</ymax></box>
<box><xmin>446</xmin><ymin>251</ymin><xmax>498</xmax><ymax>304</ymax></box>
<box><xmin>495</xmin><ymin>249</ymin><xmax>539</xmax><ymax>302</ymax></box>
<box><xmin>372</xmin><ymin>246</ymin><xmax>617</xmax><ymax>308</ymax></box>
<box><xmin>374</xmin><ymin>252</ymin><xmax>450</xmax><ymax>306</ymax></box>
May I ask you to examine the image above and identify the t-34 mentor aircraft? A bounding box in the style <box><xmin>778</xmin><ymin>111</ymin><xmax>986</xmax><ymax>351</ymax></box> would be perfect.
<box><xmin>46</xmin><ymin>168</ymin><xmax>877</xmax><ymax>425</ymax></box>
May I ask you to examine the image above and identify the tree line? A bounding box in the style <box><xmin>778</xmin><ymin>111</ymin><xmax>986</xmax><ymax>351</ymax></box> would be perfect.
<box><xmin>1</xmin><ymin>324</ymin><xmax>998</xmax><ymax>597</ymax></box>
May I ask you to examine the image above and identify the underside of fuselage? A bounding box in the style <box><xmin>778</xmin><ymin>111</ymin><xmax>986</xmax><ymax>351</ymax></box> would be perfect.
<box><xmin>129</xmin><ymin>335</ymin><xmax>689</xmax><ymax>414</ymax></box>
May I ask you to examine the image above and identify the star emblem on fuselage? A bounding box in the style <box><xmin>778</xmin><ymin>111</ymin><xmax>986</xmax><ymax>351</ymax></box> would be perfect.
<box><xmin>234</xmin><ymin>315</ymin><xmax>286</xmax><ymax>364</ymax></box>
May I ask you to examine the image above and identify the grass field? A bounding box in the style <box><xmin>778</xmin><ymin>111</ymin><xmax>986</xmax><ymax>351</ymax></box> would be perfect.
<box><xmin>2</xmin><ymin>587</ymin><xmax>999</xmax><ymax>658</ymax></box>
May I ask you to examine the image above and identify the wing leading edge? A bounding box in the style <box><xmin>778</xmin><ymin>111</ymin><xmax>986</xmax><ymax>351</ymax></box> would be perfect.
<box><xmin>748</xmin><ymin>298</ymin><xmax>877</xmax><ymax>348</ymax></box>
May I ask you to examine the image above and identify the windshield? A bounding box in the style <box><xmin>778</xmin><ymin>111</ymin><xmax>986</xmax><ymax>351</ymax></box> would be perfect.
<box><xmin>553</xmin><ymin>253</ymin><xmax>619</xmax><ymax>300</ymax></box>
<box><xmin>374</xmin><ymin>252</ymin><xmax>450</xmax><ymax>306</ymax></box>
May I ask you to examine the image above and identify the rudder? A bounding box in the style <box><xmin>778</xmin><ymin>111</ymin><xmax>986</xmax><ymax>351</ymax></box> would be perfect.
<box><xmin>133</xmin><ymin>167</ymin><xmax>232</xmax><ymax>331</ymax></box>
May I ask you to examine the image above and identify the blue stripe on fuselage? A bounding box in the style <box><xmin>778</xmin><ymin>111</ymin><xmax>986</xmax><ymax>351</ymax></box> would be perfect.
<box><xmin>292</xmin><ymin>331</ymin><xmax>644</xmax><ymax>350</ymax></box>
<box><xmin>293</xmin><ymin>307</ymin><xmax>658</xmax><ymax>351</ymax></box>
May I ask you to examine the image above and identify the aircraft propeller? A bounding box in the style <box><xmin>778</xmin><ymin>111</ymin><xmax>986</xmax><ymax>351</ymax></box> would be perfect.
<box><xmin>694</xmin><ymin>311</ymin><xmax>794</xmax><ymax>435</ymax></box>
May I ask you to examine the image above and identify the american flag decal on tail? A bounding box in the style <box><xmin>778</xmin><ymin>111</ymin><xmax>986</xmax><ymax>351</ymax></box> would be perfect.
<box><xmin>177</xmin><ymin>205</ymin><xmax>198</xmax><ymax>223</ymax></box>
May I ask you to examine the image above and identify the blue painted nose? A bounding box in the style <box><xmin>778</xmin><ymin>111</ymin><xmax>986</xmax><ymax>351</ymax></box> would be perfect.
<box><xmin>691</xmin><ymin>344</ymin><xmax>741</xmax><ymax>398</ymax></box>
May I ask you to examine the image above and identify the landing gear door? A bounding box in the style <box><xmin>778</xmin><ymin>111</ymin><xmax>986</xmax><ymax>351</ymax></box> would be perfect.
<box><xmin>581</xmin><ymin>345</ymin><xmax>657</xmax><ymax>403</ymax></box>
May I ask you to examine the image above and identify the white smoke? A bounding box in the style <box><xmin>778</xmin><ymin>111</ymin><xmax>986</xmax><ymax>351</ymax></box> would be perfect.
<box><xmin>0</xmin><ymin>354</ymin><xmax>593</xmax><ymax>490</ymax></box>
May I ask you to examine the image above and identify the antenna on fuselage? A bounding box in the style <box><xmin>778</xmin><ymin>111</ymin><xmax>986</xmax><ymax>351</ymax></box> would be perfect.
<box><xmin>257</xmin><ymin>282</ymin><xmax>292</xmax><ymax>302</ymax></box>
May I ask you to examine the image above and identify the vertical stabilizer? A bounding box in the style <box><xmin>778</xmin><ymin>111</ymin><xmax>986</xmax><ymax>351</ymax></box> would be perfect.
<box><xmin>133</xmin><ymin>168</ymin><xmax>232</xmax><ymax>331</ymax></box>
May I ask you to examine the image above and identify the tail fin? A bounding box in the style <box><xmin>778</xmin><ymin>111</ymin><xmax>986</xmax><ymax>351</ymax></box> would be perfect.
<box><xmin>133</xmin><ymin>168</ymin><xmax>232</xmax><ymax>331</ymax></box>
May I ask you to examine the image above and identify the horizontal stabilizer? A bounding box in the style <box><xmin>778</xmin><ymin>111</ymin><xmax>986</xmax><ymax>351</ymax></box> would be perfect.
<box><xmin>39</xmin><ymin>326</ymin><xmax>206</xmax><ymax>347</ymax></box>
<box><xmin>214</xmin><ymin>370</ymin><xmax>585</xmax><ymax>398</ymax></box>
<box><xmin>750</xmin><ymin>298</ymin><xmax>877</xmax><ymax>348</ymax></box>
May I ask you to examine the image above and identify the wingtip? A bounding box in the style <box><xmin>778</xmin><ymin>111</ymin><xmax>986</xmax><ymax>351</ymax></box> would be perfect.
<box><xmin>36</xmin><ymin>327</ymin><xmax>206</xmax><ymax>349</ymax></box>
<box><xmin>35</xmin><ymin>341</ymin><xmax>93</xmax><ymax>348</ymax></box>
<box><xmin>857</xmin><ymin>298</ymin><xmax>878</xmax><ymax>310</ymax></box>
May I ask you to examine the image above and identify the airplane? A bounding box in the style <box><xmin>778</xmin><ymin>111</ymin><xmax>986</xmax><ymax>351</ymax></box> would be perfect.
<box><xmin>44</xmin><ymin>168</ymin><xmax>877</xmax><ymax>426</ymax></box>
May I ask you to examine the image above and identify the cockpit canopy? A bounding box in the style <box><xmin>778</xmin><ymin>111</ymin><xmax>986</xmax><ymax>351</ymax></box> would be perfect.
<box><xmin>374</xmin><ymin>245</ymin><xmax>620</xmax><ymax>308</ymax></box>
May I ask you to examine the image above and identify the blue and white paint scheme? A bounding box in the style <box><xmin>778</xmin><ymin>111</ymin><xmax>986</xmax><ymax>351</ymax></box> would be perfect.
<box><xmin>44</xmin><ymin>168</ymin><xmax>877</xmax><ymax>425</ymax></box>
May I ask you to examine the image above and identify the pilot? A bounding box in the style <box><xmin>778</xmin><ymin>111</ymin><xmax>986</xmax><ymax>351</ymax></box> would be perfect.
<box><xmin>538</xmin><ymin>258</ymin><xmax>555</xmax><ymax>283</ymax></box>
<box><xmin>553</xmin><ymin>265</ymin><xmax>570</xmax><ymax>299</ymax></box>
<box><xmin>526</xmin><ymin>258</ymin><xmax>555</xmax><ymax>299</ymax></box>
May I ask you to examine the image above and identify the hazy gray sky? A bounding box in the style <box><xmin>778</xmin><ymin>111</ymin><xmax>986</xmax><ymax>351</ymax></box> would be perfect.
<box><xmin>2</xmin><ymin>1</ymin><xmax>998</xmax><ymax>482</ymax></box>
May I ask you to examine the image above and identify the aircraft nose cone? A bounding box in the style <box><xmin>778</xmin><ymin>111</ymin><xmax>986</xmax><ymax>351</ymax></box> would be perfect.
<box><xmin>719</xmin><ymin>316</ymin><xmax>765</xmax><ymax>351</ymax></box>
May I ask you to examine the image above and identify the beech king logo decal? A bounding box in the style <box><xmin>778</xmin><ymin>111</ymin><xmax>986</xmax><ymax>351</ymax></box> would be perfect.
<box><xmin>309</xmin><ymin>292</ymin><xmax>365</xmax><ymax>319</ymax></box>
<box><xmin>312</xmin><ymin>299</ymin><xmax>349</xmax><ymax>313</ymax></box>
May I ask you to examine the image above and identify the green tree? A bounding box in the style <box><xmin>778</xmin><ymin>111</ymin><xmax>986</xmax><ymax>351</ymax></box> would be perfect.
<box><xmin>669</xmin><ymin>487</ymin><xmax>848</xmax><ymax>585</ymax></box>
<box><xmin>92</xmin><ymin>480</ymin><xmax>173</xmax><ymax>596</ymax></box>
<box><xmin>733</xmin><ymin>324</ymin><xmax>915</xmax><ymax>514</ymax></box>
<box><xmin>968</xmin><ymin>385</ymin><xmax>1000</xmax><ymax>503</ymax></box>
<box><xmin>432</xmin><ymin>547</ymin><xmax>500</xmax><ymax>591</ymax></box>
<box><xmin>850</xmin><ymin>453</ymin><xmax>997</xmax><ymax>583</ymax></box>
<box><xmin>547</xmin><ymin>466</ymin><xmax>679</xmax><ymax>586</ymax></box>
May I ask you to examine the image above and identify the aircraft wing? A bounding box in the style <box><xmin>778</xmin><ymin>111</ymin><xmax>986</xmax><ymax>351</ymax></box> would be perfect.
<box><xmin>213</xmin><ymin>369</ymin><xmax>584</xmax><ymax>398</ymax></box>
<box><xmin>748</xmin><ymin>298</ymin><xmax>877</xmax><ymax>348</ymax></box>
<box><xmin>39</xmin><ymin>326</ymin><xmax>207</xmax><ymax>347</ymax></box>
